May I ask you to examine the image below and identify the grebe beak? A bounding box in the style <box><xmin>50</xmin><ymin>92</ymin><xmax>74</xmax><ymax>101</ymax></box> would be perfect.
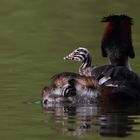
<box><xmin>63</xmin><ymin>56</ymin><xmax>69</xmax><ymax>60</ymax></box>
<box><xmin>63</xmin><ymin>54</ymin><xmax>74</xmax><ymax>60</ymax></box>
<box><xmin>64</xmin><ymin>51</ymin><xmax>76</xmax><ymax>60</ymax></box>
<box><xmin>64</xmin><ymin>55</ymin><xmax>81</xmax><ymax>61</ymax></box>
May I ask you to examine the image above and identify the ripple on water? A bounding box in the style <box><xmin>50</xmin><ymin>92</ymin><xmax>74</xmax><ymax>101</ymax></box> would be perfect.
<box><xmin>42</xmin><ymin>101</ymin><xmax>140</xmax><ymax>137</ymax></box>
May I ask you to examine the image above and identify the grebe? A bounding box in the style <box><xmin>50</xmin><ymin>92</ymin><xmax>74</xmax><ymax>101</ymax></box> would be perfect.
<box><xmin>101</xmin><ymin>15</ymin><xmax>135</xmax><ymax>70</ymax></box>
<box><xmin>42</xmin><ymin>72</ymin><xmax>80</xmax><ymax>105</ymax></box>
<box><xmin>42</xmin><ymin>68</ymin><xmax>99</xmax><ymax>104</ymax></box>
<box><xmin>42</xmin><ymin>74</ymin><xmax>98</xmax><ymax>105</ymax></box>
<box><xmin>64</xmin><ymin>47</ymin><xmax>95</xmax><ymax>76</ymax></box>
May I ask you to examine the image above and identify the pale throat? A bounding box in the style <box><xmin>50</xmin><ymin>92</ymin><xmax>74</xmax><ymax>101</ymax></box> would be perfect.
<box><xmin>79</xmin><ymin>54</ymin><xmax>92</xmax><ymax>75</ymax></box>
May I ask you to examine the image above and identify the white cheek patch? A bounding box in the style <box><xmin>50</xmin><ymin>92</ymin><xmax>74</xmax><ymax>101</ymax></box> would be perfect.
<box><xmin>73</xmin><ymin>56</ymin><xmax>81</xmax><ymax>61</ymax></box>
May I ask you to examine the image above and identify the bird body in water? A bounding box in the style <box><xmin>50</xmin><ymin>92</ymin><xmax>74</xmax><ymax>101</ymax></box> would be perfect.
<box><xmin>42</xmin><ymin>73</ymin><xmax>98</xmax><ymax>105</ymax></box>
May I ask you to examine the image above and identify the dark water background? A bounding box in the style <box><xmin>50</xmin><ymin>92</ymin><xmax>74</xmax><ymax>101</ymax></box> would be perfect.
<box><xmin>0</xmin><ymin>0</ymin><xmax>140</xmax><ymax>140</ymax></box>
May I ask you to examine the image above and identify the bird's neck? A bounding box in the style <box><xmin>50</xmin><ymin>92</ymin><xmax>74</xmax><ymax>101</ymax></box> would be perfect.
<box><xmin>79</xmin><ymin>54</ymin><xmax>92</xmax><ymax>75</ymax></box>
<box><xmin>108</xmin><ymin>57</ymin><xmax>132</xmax><ymax>71</ymax></box>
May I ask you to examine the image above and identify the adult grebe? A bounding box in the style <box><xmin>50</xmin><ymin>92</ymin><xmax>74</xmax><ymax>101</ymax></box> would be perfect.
<box><xmin>101</xmin><ymin>15</ymin><xmax>135</xmax><ymax>70</ymax></box>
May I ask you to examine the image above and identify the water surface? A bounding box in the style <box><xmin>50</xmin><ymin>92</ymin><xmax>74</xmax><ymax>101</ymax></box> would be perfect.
<box><xmin>0</xmin><ymin>0</ymin><xmax>140</xmax><ymax>140</ymax></box>
<box><xmin>43</xmin><ymin>102</ymin><xmax>140</xmax><ymax>138</ymax></box>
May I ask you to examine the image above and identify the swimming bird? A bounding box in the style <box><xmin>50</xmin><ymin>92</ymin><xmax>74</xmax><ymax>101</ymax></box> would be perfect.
<box><xmin>101</xmin><ymin>15</ymin><xmax>135</xmax><ymax>70</ymax></box>
<box><xmin>42</xmin><ymin>72</ymin><xmax>80</xmax><ymax>105</ymax></box>
<box><xmin>42</xmin><ymin>74</ymin><xmax>98</xmax><ymax>105</ymax></box>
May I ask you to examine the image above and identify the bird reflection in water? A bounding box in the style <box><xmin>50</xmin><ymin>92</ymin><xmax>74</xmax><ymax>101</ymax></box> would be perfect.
<box><xmin>42</xmin><ymin>101</ymin><xmax>140</xmax><ymax>137</ymax></box>
<box><xmin>99</xmin><ymin>113</ymin><xmax>132</xmax><ymax>137</ymax></box>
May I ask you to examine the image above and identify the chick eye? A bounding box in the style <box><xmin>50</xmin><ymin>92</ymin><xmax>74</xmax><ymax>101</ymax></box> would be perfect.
<box><xmin>74</xmin><ymin>51</ymin><xmax>79</xmax><ymax>55</ymax></box>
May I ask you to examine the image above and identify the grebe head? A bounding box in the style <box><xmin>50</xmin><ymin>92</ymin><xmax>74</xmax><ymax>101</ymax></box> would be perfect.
<box><xmin>64</xmin><ymin>47</ymin><xmax>92</xmax><ymax>76</ymax></box>
<box><xmin>101</xmin><ymin>15</ymin><xmax>134</xmax><ymax>58</ymax></box>
<box><xmin>42</xmin><ymin>85</ymin><xmax>76</xmax><ymax>107</ymax></box>
<box><xmin>64</xmin><ymin>47</ymin><xmax>90</xmax><ymax>62</ymax></box>
<box><xmin>42</xmin><ymin>86</ymin><xmax>64</xmax><ymax>106</ymax></box>
<box><xmin>101</xmin><ymin>15</ymin><xmax>134</xmax><ymax>70</ymax></box>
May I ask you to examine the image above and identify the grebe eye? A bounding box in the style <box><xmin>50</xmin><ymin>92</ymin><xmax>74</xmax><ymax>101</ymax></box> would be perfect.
<box><xmin>43</xmin><ymin>99</ymin><xmax>48</xmax><ymax>104</ymax></box>
<box><xmin>74</xmin><ymin>51</ymin><xmax>79</xmax><ymax>55</ymax></box>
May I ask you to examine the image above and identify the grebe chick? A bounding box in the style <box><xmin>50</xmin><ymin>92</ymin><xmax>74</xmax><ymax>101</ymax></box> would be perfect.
<box><xmin>64</xmin><ymin>47</ymin><xmax>96</xmax><ymax>76</ymax></box>
<box><xmin>42</xmin><ymin>72</ymin><xmax>80</xmax><ymax>105</ymax></box>
<box><xmin>101</xmin><ymin>15</ymin><xmax>135</xmax><ymax>70</ymax></box>
<box><xmin>42</xmin><ymin>73</ymin><xmax>98</xmax><ymax>105</ymax></box>
<box><xmin>51</xmin><ymin>72</ymin><xmax>80</xmax><ymax>88</ymax></box>
<box><xmin>42</xmin><ymin>86</ymin><xmax>75</xmax><ymax>107</ymax></box>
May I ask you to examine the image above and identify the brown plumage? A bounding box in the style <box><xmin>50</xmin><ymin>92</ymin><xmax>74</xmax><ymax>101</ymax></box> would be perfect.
<box><xmin>42</xmin><ymin>72</ymin><xmax>98</xmax><ymax>105</ymax></box>
<box><xmin>51</xmin><ymin>72</ymin><xmax>80</xmax><ymax>88</ymax></box>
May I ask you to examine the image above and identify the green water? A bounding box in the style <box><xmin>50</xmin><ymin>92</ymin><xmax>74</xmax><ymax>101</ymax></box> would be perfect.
<box><xmin>0</xmin><ymin>0</ymin><xmax>140</xmax><ymax>140</ymax></box>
